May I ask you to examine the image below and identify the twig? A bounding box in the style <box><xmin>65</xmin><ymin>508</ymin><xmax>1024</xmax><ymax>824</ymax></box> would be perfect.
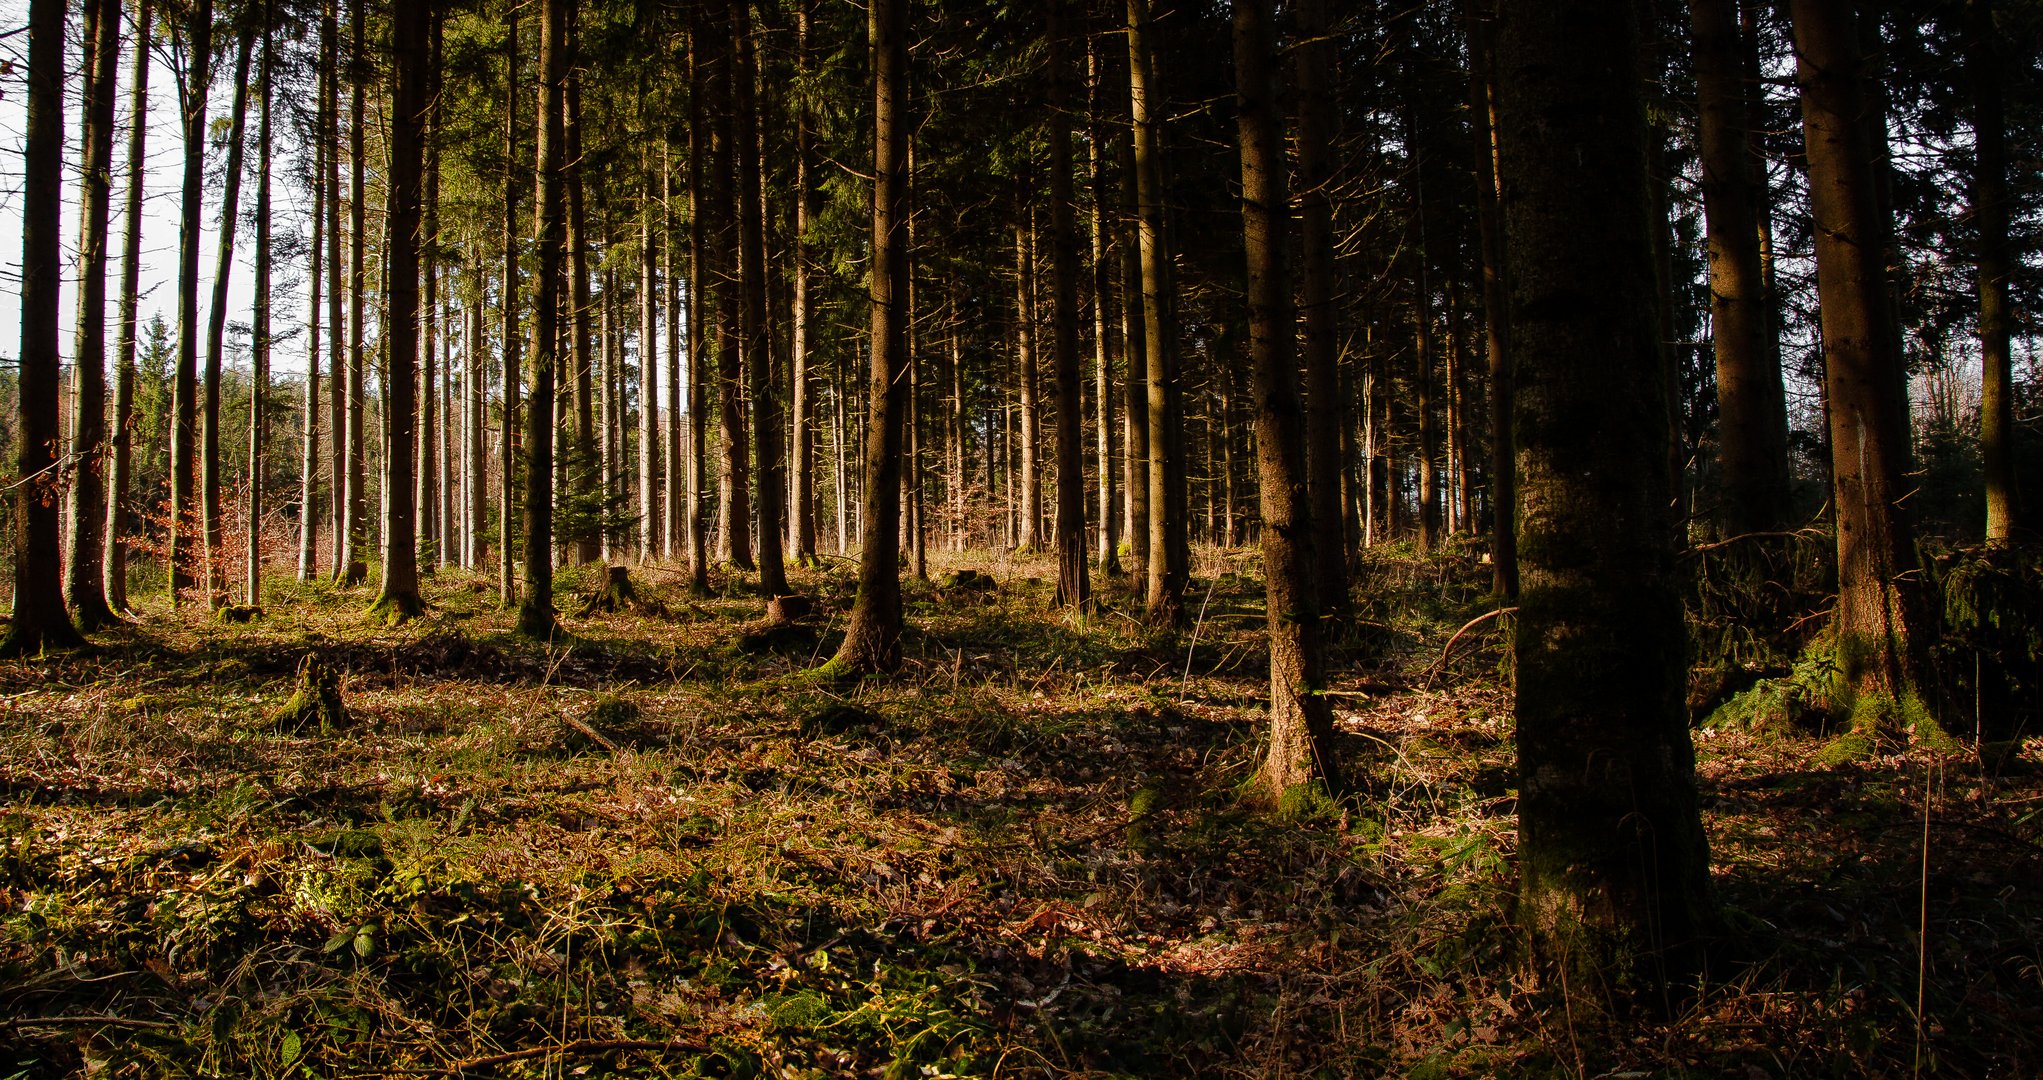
<box><xmin>3</xmin><ymin>1014</ymin><xmax>177</xmax><ymax>1031</ymax></box>
<box><xmin>1422</xmin><ymin>607</ymin><xmax>1517</xmax><ymax>691</ymax></box>
<box><xmin>1685</xmin><ymin>526</ymin><xmax>1827</xmax><ymax>556</ymax></box>
<box><xmin>408</xmin><ymin>1038</ymin><xmax>712</xmax><ymax>1076</ymax></box>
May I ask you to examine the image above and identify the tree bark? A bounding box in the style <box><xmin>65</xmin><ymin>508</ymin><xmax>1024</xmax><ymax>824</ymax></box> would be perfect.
<box><xmin>324</xmin><ymin>0</ymin><xmax>345</xmax><ymax>580</ymax></box>
<box><xmin>418</xmin><ymin>7</ymin><xmax>443</xmax><ymax>572</ymax></box>
<box><xmin>733</xmin><ymin>1</ymin><xmax>785</xmax><ymax>596</ymax></box>
<box><xmin>338</xmin><ymin>0</ymin><xmax>367</xmax><ymax>587</ymax></box>
<box><xmin>108</xmin><ymin>0</ymin><xmax>153</xmax><ymax>612</ymax></box>
<box><xmin>1014</xmin><ymin>210</ymin><xmax>1042</xmax><ymax>554</ymax></box>
<box><xmin>1236</xmin><ymin>0</ymin><xmax>1337</xmax><ymax>804</ymax></box>
<box><xmin>170</xmin><ymin>0</ymin><xmax>214</xmax><ymax>606</ymax></box>
<box><xmin>1087</xmin><ymin>36</ymin><xmax>1120</xmax><ymax>576</ymax></box>
<box><xmin>1791</xmin><ymin>0</ymin><xmax>1941</xmax><ymax>736</ymax></box>
<box><xmin>1498</xmin><ymin>0</ymin><xmax>1714</xmax><ymax>986</ymax></box>
<box><xmin>1128</xmin><ymin>0</ymin><xmax>1186</xmax><ymax>625</ymax></box>
<box><xmin>789</xmin><ymin>0</ymin><xmax>817</xmax><ymax>566</ymax></box>
<box><xmin>1693</xmin><ymin>0</ymin><xmax>1792</xmax><ymax>537</ymax></box>
<box><xmin>1969</xmin><ymin>0</ymin><xmax>2018</xmax><ymax>542</ymax></box>
<box><xmin>298</xmin><ymin>8</ymin><xmax>327</xmax><ymax>582</ymax></box>
<box><xmin>3</xmin><ymin>0</ymin><xmax>84</xmax><ymax>654</ymax></box>
<box><xmin>684</xmin><ymin>24</ymin><xmax>711</xmax><ymax>592</ymax></box>
<box><xmin>371</xmin><ymin>0</ymin><xmax>427</xmax><ymax>623</ymax></box>
<box><xmin>1118</xmin><ymin>132</ymin><xmax>1148</xmax><ymax>579</ymax></box>
<box><xmin>1294</xmin><ymin>0</ymin><xmax>1347</xmax><ymax>615</ymax></box>
<box><xmin>65</xmin><ymin>0</ymin><xmax>122</xmax><ymax>628</ymax></box>
<box><xmin>248</xmin><ymin>9</ymin><xmax>271</xmax><ymax>607</ymax></box>
<box><xmin>828</xmin><ymin>0</ymin><xmax>909</xmax><ymax>676</ymax></box>
<box><xmin>201</xmin><ymin>25</ymin><xmax>255</xmax><ymax>607</ymax></box>
<box><xmin>565</xmin><ymin>70</ymin><xmax>597</xmax><ymax>564</ymax></box>
<box><xmin>499</xmin><ymin>2</ymin><xmax>522</xmax><ymax>604</ymax></box>
<box><xmin>519</xmin><ymin>0</ymin><xmax>568</xmax><ymax>638</ymax></box>
<box><xmin>640</xmin><ymin>141</ymin><xmax>663</xmax><ymax>564</ymax></box>
<box><xmin>1048</xmin><ymin>3</ymin><xmax>1088</xmax><ymax>611</ymax></box>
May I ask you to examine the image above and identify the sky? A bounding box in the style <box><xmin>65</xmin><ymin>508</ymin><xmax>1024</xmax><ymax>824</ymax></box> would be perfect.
<box><xmin>0</xmin><ymin>0</ymin><xmax>309</xmax><ymax>380</ymax></box>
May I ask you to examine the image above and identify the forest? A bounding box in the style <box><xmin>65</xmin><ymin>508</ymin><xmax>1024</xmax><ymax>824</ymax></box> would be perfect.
<box><xmin>1</xmin><ymin>0</ymin><xmax>2040</xmax><ymax>1073</ymax></box>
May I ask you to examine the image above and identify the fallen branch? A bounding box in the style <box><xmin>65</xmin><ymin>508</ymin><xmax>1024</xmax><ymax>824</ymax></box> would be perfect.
<box><xmin>410</xmin><ymin>1038</ymin><xmax>713</xmax><ymax>1076</ymax></box>
<box><xmin>3</xmin><ymin>1014</ymin><xmax>176</xmax><ymax>1031</ymax></box>
<box><xmin>1422</xmin><ymin>607</ymin><xmax>1518</xmax><ymax>691</ymax></box>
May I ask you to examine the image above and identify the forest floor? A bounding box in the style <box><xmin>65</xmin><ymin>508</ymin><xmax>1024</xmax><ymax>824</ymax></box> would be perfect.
<box><xmin>1</xmin><ymin>546</ymin><xmax>2040</xmax><ymax>1078</ymax></box>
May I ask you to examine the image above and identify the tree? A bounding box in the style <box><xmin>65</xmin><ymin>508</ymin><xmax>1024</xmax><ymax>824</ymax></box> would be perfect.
<box><xmin>1014</xmin><ymin>209</ymin><xmax>1042</xmax><ymax>555</ymax></box>
<box><xmin>1497</xmin><ymin>0</ymin><xmax>1714</xmax><ymax>986</ymax></box>
<box><xmin>788</xmin><ymin>0</ymin><xmax>818</xmax><ymax>567</ymax></box>
<box><xmin>170</xmin><ymin>0</ymin><xmax>215</xmax><ymax>606</ymax></box>
<box><xmin>684</xmin><ymin>20</ymin><xmax>711</xmax><ymax>594</ymax></box>
<box><xmin>201</xmin><ymin>24</ymin><xmax>255</xmax><ymax>606</ymax></box>
<box><xmin>1294</xmin><ymin>0</ymin><xmax>1346</xmax><ymax>613</ymax></box>
<box><xmin>519</xmin><ymin>0</ymin><xmax>568</xmax><ymax>639</ymax></box>
<box><xmin>1970</xmin><ymin>0</ymin><xmax>2019</xmax><ymax>543</ymax></box>
<box><xmin>825</xmin><ymin>0</ymin><xmax>910</xmax><ymax>677</ymax></box>
<box><xmin>1087</xmin><ymin>35</ymin><xmax>1120</xmax><ymax>578</ymax></box>
<box><xmin>1047</xmin><ymin>2</ymin><xmax>1089</xmax><ymax>611</ymax></box>
<box><xmin>107</xmin><ymin>0</ymin><xmax>154</xmax><ymax>614</ymax></box>
<box><xmin>1465</xmin><ymin>0</ymin><xmax>1516</xmax><ymax>599</ymax></box>
<box><xmin>1127</xmin><ymin>0</ymin><xmax>1187</xmax><ymax>626</ymax></box>
<box><xmin>733</xmin><ymin>0</ymin><xmax>787</xmax><ymax>598</ymax></box>
<box><xmin>1693</xmin><ymin>0</ymin><xmax>1792</xmax><ymax>536</ymax></box>
<box><xmin>372</xmin><ymin>0</ymin><xmax>430</xmax><ymax>624</ymax></box>
<box><xmin>1235</xmin><ymin>0</ymin><xmax>1335</xmax><ymax>803</ymax></box>
<box><xmin>1791</xmin><ymin>0</ymin><xmax>1947</xmax><ymax>747</ymax></box>
<box><xmin>499</xmin><ymin>0</ymin><xmax>522</xmax><ymax>604</ymax></box>
<box><xmin>3</xmin><ymin>0</ymin><xmax>85</xmax><ymax>655</ymax></box>
<box><xmin>65</xmin><ymin>0</ymin><xmax>123</xmax><ymax>630</ymax></box>
<box><xmin>338</xmin><ymin>0</ymin><xmax>368</xmax><ymax>587</ymax></box>
<box><xmin>249</xmin><ymin>5</ymin><xmax>271</xmax><ymax>608</ymax></box>
<box><xmin>298</xmin><ymin>14</ymin><xmax>327</xmax><ymax>582</ymax></box>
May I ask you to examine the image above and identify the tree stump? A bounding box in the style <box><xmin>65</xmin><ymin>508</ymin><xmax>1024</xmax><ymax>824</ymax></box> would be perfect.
<box><xmin>578</xmin><ymin>565</ymin><xmax>665</xmax><ymax>617</ymax></box>
<box><xmin>270</xmin><ymin>654</ymin><xmax>348</xmax><ymax>735</ymax></box>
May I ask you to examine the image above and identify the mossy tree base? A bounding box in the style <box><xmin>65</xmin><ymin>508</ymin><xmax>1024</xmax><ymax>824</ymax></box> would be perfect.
<box><xmin>367</xmin><ymin>592</ymin><xmax>424</xmax><ymax>627</ymax></box>
<box><xmin>270</xmin><ymin>654</ymin><xmax>348</xmax><ymax>734</ymax></box>
<box><xmin>578</xmin><ymin>566</ymin><xmax>665</xmax><ymax>617</ymax></box>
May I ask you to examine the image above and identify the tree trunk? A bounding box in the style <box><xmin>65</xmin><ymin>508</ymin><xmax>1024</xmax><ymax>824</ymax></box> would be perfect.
<box><xmin>66</xmin><ymin>0</ymin><xmax>122</xmax><ymax>629</ymax></box>
<box><xmin>201</xmin><ymin>26</ymin><xmax>256</xmax><ymax>607</ymax></box>
<box><xmin>519</xmin><ymin>0</ymin><xmax>568</xmax><ymax>638</ymax></box>
<box><xmin>1791</xmin><ymin>0</ymin><xmax>1942</xmax><ymax>741</ymax></box>
<box><xmin>1467</xmin><ymin>0</ymin><xmax>1516</xmax><ymax>598</ymax></box>
<box><xmin>371</xmin><ymin>0</ymin><xmax>428</xmax><ymax>624</ymax></box>
<box><xmin>466</xmin><ymin>259</ymin><xmax>486</xmax><ymax>568</ymax></box>
<box><xmin>640</xmin><ymin>143</ymin><xmax>662</xmax><ymax>564</ymax></box>
<box><xmin>1087</xmin><ymin>37</ymin><xmax>1120</xmax><ymax>576</ymax></box>
<box><xmin>499</xmin><ymin>3</ymin><xmax>522</xmax><ymax>604</ymax></box>
<box><xmin>1119</xmin><ymin>132</ymin><xmax>1148</xmax><ymax>579</ymax></box>
<box><xmin>1498</xmin><ymin>0</ymin><xmax>1713</xmax><ymax>986</ymax></box>
<box><xmin>107</xmin><ymin>0</ymin><xmax>154</xmax><ymax>613</ymax></box>
<box><xmin>170</xmin><ymin>0</ymin><xmax>214</xmax><ymax>606</ymax></box>
<box><xmin>1970</xmin><ymin>0</ymin><xmax>2018</xmax><ymax>542</ymax></box>
<box><xmin>565</xmin><ymin>71</ymin><xmax>597</xmax><ymax>564</ymax></box>
<box><xmin>299</xmin><ymin>12</ymin><xmax>327</xmax><ymax>582</ymax></box>
<box><xmin>339</xmin><ymin>1</ymin><xmax>368</xmax><ymax>588</ymax></box>
<box><xmin>1236</xmin><ymin>0</ymin><xmax>1337</xmax><ymax>803</ymax></box>
<box><xmin>1014</xmin><ymin>210</ymin><xmax>1042</xmax><ymax>554</ymax></box>
<box><xmin>684</xmin><ymin>24</ymin><xmax>711</xmax><ymax>592</ymax></box>
<box><xmin>828</xmin><ymin>0</ymin><xmax>909</xmax><ymax>676</ymax></box>
<box><xmin>247</xmin><ymin>10</ymin><xmax>272</xmax><ymax>607</ymax></box>
<box><xmin>1293</xmin><ymin>0</ymin><xmax>1346</xmax><ymax>614</ymax></box>
<box><xmin>1693</xmin><ymin>0</ymin><xmax>1791</xmax><ymax>537</ymax></box>
<box><xmin>1405</xmin><ymin>54</ymin><xmax>1439</xmax><ymax>557</ymax></box>
<box><xmin>418</xmin><ymin>7</ymin><xmax>443</xmax><ymax>572</ymax></box>
<box><xmin>665</xmin><ymin>144</ymin><xmax>684</xmax><ymax>563</ymax></box>
<box><xmin>789</xmin><ymin>1</ymin><xmax>817</xmax><ymax>566</ymax></box>
<box><xmin>3</xmin><ymin>0</ymin><xmax>84</xmax><ymax>654</ymax></box>
<box><xmin>325</xmin><ymin>0</ymin><xmax>345</xmax><ymax>581</ymax></box>
<box><xmin>733</xmin><ymin>0</ymin><xmax>784</xmax><ymax>595</ymax></box>
<box><xmin>1128</xmin><ymin>0</ymin><xmax>1185</xmax><ymax>625</ymax></box>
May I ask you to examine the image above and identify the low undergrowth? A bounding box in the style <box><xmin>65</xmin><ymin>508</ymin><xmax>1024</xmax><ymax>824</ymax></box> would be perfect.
<box><xmin>0</xmin><ymin>550</ymin><xmax>2037</xmax><ymax>1077</ymax></box>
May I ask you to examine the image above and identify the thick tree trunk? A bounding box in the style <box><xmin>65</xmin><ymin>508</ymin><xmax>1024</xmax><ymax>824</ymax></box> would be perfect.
<box><xmin>371</xmin><ymin>0</ymin><xmax>427</xmax><ymax>623</ymax></box>
<box><xmin>1969</xmin><ymin>0</ymin><xmax>2018</xmax><ymax>542</ymax></box>
<box><xmin>171</xmin><ymin>0</ymin><xmax>215</xmax><ymax>606</ymax></box>
<box><xmin>1236</xmin><ymin>0</ymin><xmax>1337</xmax><ymax>803</ymax></box>
<box><xmin>519</xmin><ymin>0</ymin><xmax>568</xmax><ymax>638</ymax></box>
<box><xmin>1467</xmin><ymin>0</ymin><xmax>1516</xmax><ymax>598</ymax></box>
<box><xmin>1128</xmin><ymin>0</ymin><xmax>1186</xmax><ymax>625</ymax></box>
<box><xmin>1498</xmin><ymin>0</ymin><xmax>1713</xmax><ymax>986</ymax></box>
<box><xmin>499</xmin><ymin>4</ymin><xmax>522</xmax><ymax>603</ymax></box>
<box><xmin>1791</xmin><ymin>0</ymin><xmax>1941</xmax><ymax>739</ymax></box>
<box><xmin>1294</xmin><ymin>0</ymin><xmax>1346</xmax><ymax>614</ymax></box>
<box><xmin>828</xmin><ymin>0</ymin><xmax>909</xmax><ymax>676</ymax></box>
<box><xmin>66</xmin><ymin>0</ymin><xmax>122</xmax><ymax>629</ymax></box>
<box><xmin>248</xmin><ymin>13</ymin><xmax>271</xmax><ymax>608</ymax></box>
<box><xmin>3</xmin><ymin>0</ymin><xmax>84</xmax><ymax>654</ymax></box>
<box><xmin>734</xmin><ymin>1</ymin><xmax>785</xmax><ymax>595</ymax></box>
<box><xmin>1014</xmin><ymin>212</ymin><xmax>1042</xmax><ymax>554</ymax></box>
<box><xmin>1045</xmin><ymin>0</ymin><xmax>1088</xmax><ymax>613</ymax></box>
<box><xmin>1693</xmin><ymin>0</ymin><xmax>1791</xmax><ymax>537</ymax></box>
<box><xmin>107</xmin><ymin>0</ymin><xmax>154</xmax><ymax>612</ymax></box>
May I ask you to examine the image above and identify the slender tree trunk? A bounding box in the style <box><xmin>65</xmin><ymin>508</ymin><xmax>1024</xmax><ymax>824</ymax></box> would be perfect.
<box><xmin>3</xmin><ymin>0</ymin><xmax>84</xmax><ymax>654</ymax></box>
<box><xmin>170</xmin><ymin>0</ymin><xmax>215</xmax><ymax>606</ymax></box>
<box><xmin>1294</xmin><ymin>0</ymin><xmax>1346</xmax><ymax>613</ymax></box>
<box><xmin>499</xmin><ymin>3</ymin><xmax>522</xmax><ymax>603</ymax></box>
<box><xmin>829</xmin><ymin>0</ymin><xmax>909</xmax><ymax>675</ymax></box>
<box><xmin>565</xmin><ymin>72</ymin><xmax>596</xmax><ymax>564</ymax></box>
<box><xmin>325</xmin><ymin>0</ymin><xmax>345</xmax><ymax>580</ymax></box>
<box><xmin>299</xmin><ymin>42</ymin><xmax>326</xmax><ymax>582</ymax></box>
<box><xmin>371</xmin><ymin>0</ymin><xmax>427</xmax><ymax>622</ymax></box>
<box><xmin>247</xmin><ymin>10</ymin><xmax>271</xmax><ymax>607</ymax></box>
<box><xmin>1498</xmin><ymin>0</ymin><xmax>1713</xmax><ymax>984</ymax></box>
<box><xmin>519</xmin><ymin>0</ymin><xmax>568</xmax><ymax>637</ymax></box>
<box><xmin>1969</xmin><ymin>0</ymin><xmax>2018</xmax><ymax>542</ymax></box>
<box><xmin>1128</xmin><ymin>0</ymin><xmax>1185</xmax><ymax>625</ymax></box>
<box><xmin>1014</xmin><ymin>209</ymin><xmax>1042</xmax><ymax>554</ymax></box>
<box><xmin>201</xmin><ymin>26</ymin><xmax>256</xmax><ymax>607</ymax></box>
<box><xmin>1047</xmin><ymin>3</ymin><xmax>1089</xmax><ymax>608</ymax></box>
<box><xmin>1405</xmin><ymin>56</ymin><xmax>1440</xmax><ymax>557</ymax></box>
<box><xmin>1693</xmin><ymin>0</ymin><xmax>1791</xmax><ymax>537</ymax></box>
<box><xmin>1087</xmin><ymin>37</ymin><xmax>1120</xmax><ymax>576</ymax></box>
<box><xmin>685</xmin><ymin>25</ymin><xmax>711</xmax><ymax>592</ymax></box>
<box><xmin>833</xmin><ymin>368</ymin><xmax>849</xmax><ymax>555</ymax></box>
<box><xmin>107</xmin><ymin>0</ymin><xmax>154</xmax><ymax>613</ymax></box>
<box><xmin>466</xmin><ymin>258</ymin><xmax>486</xmax><ymax>567</ymax></box>
<box><xmin>789</xmin><ymin>0</ymin><xmax>818</xmax><ymax>566</ymax></box>
<box><xmin>1467</xmin><ymin>0</ymin><xmax>1516</xmax><ymax>598</ymax></box>
<box><xmin>714</xmin><ymin>92</ymin><xmax>752</xmax><ymax>572</ymax></box>
<box><xmin>66</xmin><ymin>0</ymin><xmax>122</xmax><ymax>629</ymax></box>
<box><xmin>733</xmin><ymin>0</ymin><xmax>783</xmax><ymax>595</ymax></box>
<box><xmin>1791</xmin><ymin>0</ymin><xmax>1941</xmax><ymax>735</ymax></box>
<box><xmin>640</xmin><ymin>143</ymin><xmax>662</xmax><ymax>564</ymax></box>
<box><xmin>1119</xmin><ymin>133</ymin><xmax>1148</xmax><ymax>579</ymax></box>
<box><xmin>666</xmin><ymin>144</ymin><xmax>684</xmax><ymax>563</ymax></box>
<box><xmin>1236</xmin><ymin>0</ymin><xmax>1336</xmax><ymax>802</ymax></box>
<box><xmin>418</xmin><ymin>7</ymin><xmax>443</xmax><ymax>572</ymax></box>
<box><xmin>339</xmin><ymin>0</ymin><xmax>368</xmax><ymax>587</ymax></box>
